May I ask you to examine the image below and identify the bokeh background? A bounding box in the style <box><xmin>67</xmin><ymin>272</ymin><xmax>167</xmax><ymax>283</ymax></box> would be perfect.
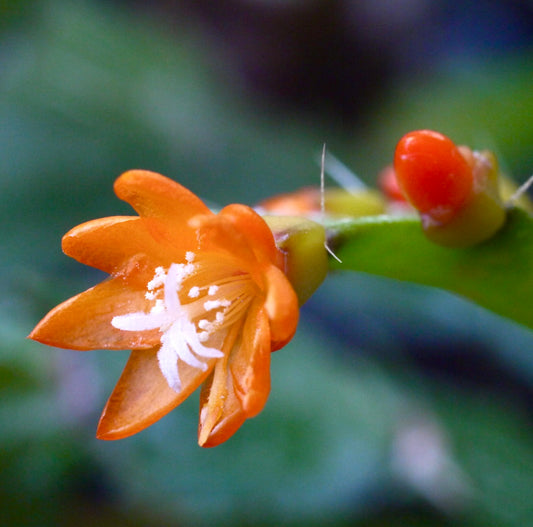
<box><xmin>2</xmin><ymin>1</ymin><xmax>533</xmax><ymax>525</ymax></box>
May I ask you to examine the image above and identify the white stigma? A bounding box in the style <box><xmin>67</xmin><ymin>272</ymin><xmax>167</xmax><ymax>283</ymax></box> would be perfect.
<box><xmin>111</xmin><ymin>256</ymin><xmax>227</xmax><ymax>392</ymax></box>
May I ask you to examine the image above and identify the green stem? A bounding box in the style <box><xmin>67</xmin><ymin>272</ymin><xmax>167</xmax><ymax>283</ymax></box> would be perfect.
<box><xmin>326</xmin><ymin>208</ymin><xmax>533</xmax><ymax>330</ymax></box>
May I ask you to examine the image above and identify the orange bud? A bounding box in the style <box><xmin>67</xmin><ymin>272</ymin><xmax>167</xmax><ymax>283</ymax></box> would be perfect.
<box><xmin>393</xmin><ymin>130</ymin><xmax>506</xmax><ymax>247</ymax></box>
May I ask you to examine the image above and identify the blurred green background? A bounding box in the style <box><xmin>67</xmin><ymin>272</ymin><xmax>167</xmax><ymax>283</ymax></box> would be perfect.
<box><xmin>1</xmin><ymin>1</ymin><xmax>533</xmax><ymax>525</ymax></box>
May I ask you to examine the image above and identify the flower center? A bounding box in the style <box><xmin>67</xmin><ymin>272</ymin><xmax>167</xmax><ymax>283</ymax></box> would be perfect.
<box><xmin>111</xmin><ymin>251</ymin><xmax>257</xmax><ymax>392</ymax></box>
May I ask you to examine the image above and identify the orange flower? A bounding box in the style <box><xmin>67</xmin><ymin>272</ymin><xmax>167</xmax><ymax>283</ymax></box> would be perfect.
<box><xmin>29</xmin><ymin>170</ymin><xmax>299</xmax><ymax>447</ymax></box>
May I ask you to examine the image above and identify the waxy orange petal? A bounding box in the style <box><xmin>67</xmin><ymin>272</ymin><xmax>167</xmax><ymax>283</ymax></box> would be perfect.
<box><xmin>229</xmin><ymin>301</ymin><xmax>271</xmax><ymax>418</ymax></box>
<box><xmin>97</xmin><ymin>349</ymin><xmax>215</xmax><ymax>439</ymax></box>
<box><xmin>263</xmin><ymin>264</ymin><xmax>299</xmax><ymax>350</ymax></box>
<box><xmin>62</xmin><ymin>216</ymin><xmax>175</xmax><ymax>275</ymax></box>
<box><xmin>198</xmin><ymin>361</ymin><xmax>246</xmax><ymax>448</ymax></box>
<box><xmin>218</xmin><ymin>204</ymin><xmax>279</xmax><ymax>264</ymax></box>
<box><xmin>29</xmin><ymin>278</ymin><xmax>158</xmax><ymax>350</ymax></box>
<box><xmin>114</xmin><ymin>170</ymin><xmax>211</xmax><ymax>247</ymax></box>
<box><xmin>197</xmin><ymin>304</ymin><xmax>271</xmax><ymax>447</ymax></box>
<box><xmin>191</xmin><ymin>213</ymin><xmax>258</xmax><ymax>265</ymax></box>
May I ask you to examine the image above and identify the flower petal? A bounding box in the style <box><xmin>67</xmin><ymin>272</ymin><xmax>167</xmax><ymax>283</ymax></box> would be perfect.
<box><xmin>198</xmin><ymin>361</ymin><xmax>246</xmax><ymax>448</ymax></box>
<box><xmin>114</xmin><ymin>170</ymin><xmax>211</xmax><ymax>247</ymax></box>
<box><xmin>62</xmin><ymin>216</ymin><xmax>175</xmax><ymax>275</ymax></box>
<box><xmin>97</xmin><ymin>347</ymin><xmax>215</xmax><ymax>440</ymax></box>
<box><xmin>263</xmin><ymin>264</ymin><xmax>299</xmax><ymax>351</ymax></box>
<box><xmin>218</xmin><ymin>204</ymin><xmax>280</xmax><ymax>264</ymax></box>
<box><xmin>229</xmin><ymin>301</ymin><xmax>271</xmax><ymax>418</ymax></box>
<box><xmin>28</xmin><ymin>278</ymin><xmax>159</xmax><ymax>350</ymax></box>
<box><xmin>191</xmin><ymin>213</ymin><xmax>257</xmax><ymax>264</ymax></box>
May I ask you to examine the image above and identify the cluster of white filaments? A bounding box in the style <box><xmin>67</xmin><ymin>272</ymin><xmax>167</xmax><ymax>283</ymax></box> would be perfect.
<box><xmin>112</xmin><ymin>251</ymin><xmax>255</xmax><ymax>392</ymax></box>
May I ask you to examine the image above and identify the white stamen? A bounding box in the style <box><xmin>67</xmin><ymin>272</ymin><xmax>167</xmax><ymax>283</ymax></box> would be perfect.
<box><xmin>147</xmin><ymin>266</ymin><xmax>166</xmax><ymax>290</ymax></box>
<box><xmin>183</xmin><ymin>263</ymin><xmax>195</xmax><ymax>277</ymax></box>
<box><xmin>198</xmin><ymin>319</ymin><xmax>211</xmax><ymax>330</ymax></box>
<box><xmin>188</xmin><ymin>286</ymin><xmax>200</xmax><ymax>298</ymax></box>
<box><xmin>204</xmin><ymin>299</ymin><xmax>231</xmax><ymax>311</ymax></box>
<box><xmin>151</xmin><ymin>299</ymin><xmax>165</xmax><ymax>314</ymax></box>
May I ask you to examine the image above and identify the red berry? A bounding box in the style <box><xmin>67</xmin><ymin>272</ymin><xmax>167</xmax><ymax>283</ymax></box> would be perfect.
<box><xmin>393</xmin><ymin>130</ymin><xmax>473</xmax><ymax>223</ymax></box>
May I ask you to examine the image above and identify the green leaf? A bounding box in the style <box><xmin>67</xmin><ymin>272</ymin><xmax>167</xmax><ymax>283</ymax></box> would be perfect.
<box><xmin>328</xmin><ymin>207</ymin><xmax>533</xmax><ymax>330</ymax></box>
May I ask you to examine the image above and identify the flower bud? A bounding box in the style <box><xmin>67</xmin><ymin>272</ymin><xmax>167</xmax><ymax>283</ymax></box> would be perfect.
<box><xmin>394</xmin><ymin>130</ymin><xmax>506</xmax><ymax>247</ymax></box>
